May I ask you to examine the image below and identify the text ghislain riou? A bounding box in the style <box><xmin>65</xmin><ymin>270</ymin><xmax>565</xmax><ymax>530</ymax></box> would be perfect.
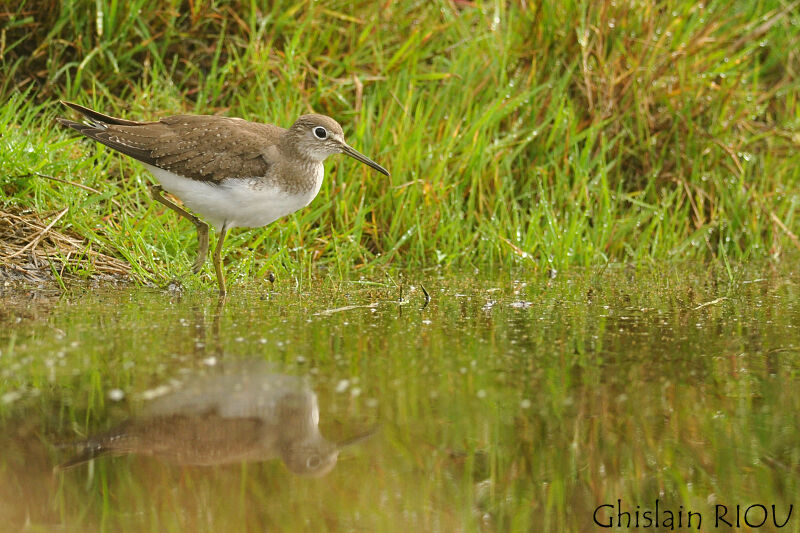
<box><xmin>593</xmin><ymin>500</ymin><xmax>793</xmax><ymax>529</ymax></box>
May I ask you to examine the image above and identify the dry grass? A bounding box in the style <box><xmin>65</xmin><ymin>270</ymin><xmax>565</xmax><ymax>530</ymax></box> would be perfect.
<box><xmin>0</xmin><ymin>206</ymin><xmax>130</xmax><ymax>283</ymax></box>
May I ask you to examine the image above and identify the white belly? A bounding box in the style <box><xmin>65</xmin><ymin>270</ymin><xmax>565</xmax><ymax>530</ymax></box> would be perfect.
<box><xmin>143</xmin><ymin>164</ymin><xmax>323</xmax><ymax>229</ymax></box>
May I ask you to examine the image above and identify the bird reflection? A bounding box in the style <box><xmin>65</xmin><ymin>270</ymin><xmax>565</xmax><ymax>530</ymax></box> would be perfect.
<box><xmin>57</xmin><ymin>364</ymin><xmax>373</xmax><ymax>476</ymax></box>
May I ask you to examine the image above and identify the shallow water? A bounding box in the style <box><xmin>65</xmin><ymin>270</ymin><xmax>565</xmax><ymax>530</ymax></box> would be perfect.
<box><xmin>1</xmin><ymin>264</ymin><xmax>798</xmax><ymax>531</ymax></box>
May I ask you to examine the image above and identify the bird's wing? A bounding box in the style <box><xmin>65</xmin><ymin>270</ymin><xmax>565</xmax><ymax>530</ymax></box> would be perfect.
<box><xmin>58</xmin><ymin>104</ymin><xmax>285</xmax><ymax>182</ymax></box>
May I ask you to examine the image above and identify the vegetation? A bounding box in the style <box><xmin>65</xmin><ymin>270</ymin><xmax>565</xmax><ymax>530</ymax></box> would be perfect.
<box><xmin>1</xmin><ymin>0</ymin><xmax>798</xmax><ymax>286</ymax></box>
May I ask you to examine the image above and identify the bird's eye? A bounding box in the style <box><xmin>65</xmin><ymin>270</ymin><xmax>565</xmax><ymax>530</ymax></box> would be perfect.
<box><xmin>307</xmin><ymin>455</ymin><xmax>321</xmax><ymax>469</ymax></box>
<box><xmin>313</xmin><ymin>127</ymin><xmax>327</xmax><ymax>139</ymax></box>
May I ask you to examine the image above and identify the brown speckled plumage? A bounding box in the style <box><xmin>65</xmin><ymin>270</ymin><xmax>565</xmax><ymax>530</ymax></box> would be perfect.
<box><xmin>58</xmin><ymin>105</ymin><xmax>283</xmax><ymax>183</ymax></box>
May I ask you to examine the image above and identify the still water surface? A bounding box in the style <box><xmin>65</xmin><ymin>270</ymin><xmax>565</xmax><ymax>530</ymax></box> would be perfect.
<box><xmin>0</xmin><ymin>264</ymin><xmax>798</xmax><ymax>531</ymax></box>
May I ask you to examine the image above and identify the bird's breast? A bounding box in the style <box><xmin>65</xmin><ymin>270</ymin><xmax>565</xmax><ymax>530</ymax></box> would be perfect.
<box><xmin>144</xmin><ymin>163</ymin><xmax>325</xmax><ymax>229</ymax></box>
<box><xmin>231</xmin><ymin>169</ymin><xmax>323</xmax><ymax>228</ymax></box>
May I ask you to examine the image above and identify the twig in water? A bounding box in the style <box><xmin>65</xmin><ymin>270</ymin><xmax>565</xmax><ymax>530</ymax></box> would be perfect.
<box><xmin>420</xmin><ymin>284</ymin><xmax>431</xmax><ymax>310</ymax></box>
<box><xmin>314</xmin><ymin>303</ymin><xmax>380</xmax><ymax>316</ymax></box>
<box><xmin>692</xmin><ymin>297</ymin><xmax>729</xmax><ymax>311</ymax></box>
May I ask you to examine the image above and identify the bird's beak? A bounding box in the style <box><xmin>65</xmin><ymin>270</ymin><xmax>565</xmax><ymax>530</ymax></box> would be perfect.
<box><xmin>341</xmin><ymin>144</ymin><xmax>390</xmax><ymax>176</ymax></box>
<box><xmin>336</xmin><ymin>426</ymin><xmax>379</xmax><ymax>450</ymax></box>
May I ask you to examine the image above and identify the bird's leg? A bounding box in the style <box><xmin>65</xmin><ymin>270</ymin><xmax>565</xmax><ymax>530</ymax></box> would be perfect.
<box><xmin>148</xmin><ymin>184</ymin><xmax>209</xmax><ymax>273</ymax></box>
<box><xmin>213</xmin><ymin>223</ymin><xmax>230</xmax><ymax>297</ymax></box>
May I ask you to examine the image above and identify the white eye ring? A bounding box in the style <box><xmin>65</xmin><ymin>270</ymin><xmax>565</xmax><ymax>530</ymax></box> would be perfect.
<box><xmin>313</xmin><ymin>127</ymin><xmax>327</xmax><ymax>139</ymax></box>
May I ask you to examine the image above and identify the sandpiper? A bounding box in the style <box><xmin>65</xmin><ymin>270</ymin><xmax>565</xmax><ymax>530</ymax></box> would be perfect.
<box><xmin>56</xmin><ymin>366</ymin><xmax>375</xmax><ymax>476</ymax></box>
<box><xmin>57</xmin><ymin>101</ymin><xmax>389</xmax><ymax>295</ymax></box>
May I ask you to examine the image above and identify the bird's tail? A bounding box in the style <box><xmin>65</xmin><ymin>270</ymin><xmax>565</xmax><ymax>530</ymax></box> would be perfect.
<box><xmin>53</xmin><ymin>438</ymin><xmax>113</xmax><ymax>472</ymax></box>
<box><xmin>57</xmin><ymin>100</ymin><xmax>143</xmax><ymax>128</ymax></box>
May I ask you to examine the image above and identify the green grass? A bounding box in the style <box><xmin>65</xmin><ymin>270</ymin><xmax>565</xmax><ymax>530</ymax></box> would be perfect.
<box><xmin>1</xmin><ymin>0</ymin><xmax>799</xmax><ymax>285</ymax></box>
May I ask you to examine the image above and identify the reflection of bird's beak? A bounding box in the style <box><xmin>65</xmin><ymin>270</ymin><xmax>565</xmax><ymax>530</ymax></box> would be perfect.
<box><xmin>336</xmin><ymin>426</ymin><xmax>380</xmax><ymax>450</ymax></box>
<box><xmin>341</xmin><ymin>144</ymin><xmax>390</xmax><ymax>176</ymax></box>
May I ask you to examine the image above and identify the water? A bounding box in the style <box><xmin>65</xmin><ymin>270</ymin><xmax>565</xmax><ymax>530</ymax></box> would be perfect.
<box><xmin>1</xmin><ymin>264</ymin><xmax>798</xmax><ymax>531</ymax></box>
